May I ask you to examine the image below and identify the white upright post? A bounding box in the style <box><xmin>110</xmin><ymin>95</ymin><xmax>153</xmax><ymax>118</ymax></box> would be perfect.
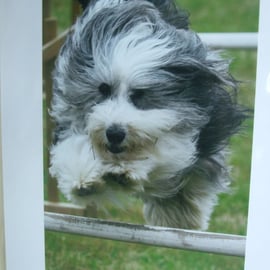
<box><xmin>245</xmin><ymin>0</ymin><xmax>270</xmax><ymax>269</ymax></box>
<box><xmin>0</xmin><ymin>0</ymin><xmax>45</xmax><ymax>269</ymax></box>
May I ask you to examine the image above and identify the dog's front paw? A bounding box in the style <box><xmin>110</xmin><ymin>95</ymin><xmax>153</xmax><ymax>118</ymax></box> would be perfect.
<box><xmin>50</xmin><ymin>135</ymin><xmax>104</xmax><ymax>203</ymax></box>
<box><xmin>102</xmin><ymin>172</ymin><xmax>141</xmax><ymax>192</ymax></box>
<box><xmin>72</xmin><ymin>180</ymin><xmax>106</xmax><ymax>197</ymax></box>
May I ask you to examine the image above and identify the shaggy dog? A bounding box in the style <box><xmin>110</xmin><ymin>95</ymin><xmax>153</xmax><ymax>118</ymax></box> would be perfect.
<box><xmin>49</xmin><ymin>0</ymin><xmax>246</xmax><ymax>230</ymax></box>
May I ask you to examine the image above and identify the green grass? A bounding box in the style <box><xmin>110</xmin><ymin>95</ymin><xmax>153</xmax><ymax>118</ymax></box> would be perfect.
<box><xmin>178</xmin><ymin>0</ymin><xmax>258</xmax><ymax>32</ymax></box>
<box><xmin>45</xmin><ymin>0</ymin><xmax>259</xmax><ymax>269</ymax></box>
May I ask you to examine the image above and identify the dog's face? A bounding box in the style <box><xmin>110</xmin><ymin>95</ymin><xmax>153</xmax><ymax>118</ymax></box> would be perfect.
<box><xmin>52</xmin><ymin>0</ymin><xmax>242</xmax><ymax>165</ymax></box>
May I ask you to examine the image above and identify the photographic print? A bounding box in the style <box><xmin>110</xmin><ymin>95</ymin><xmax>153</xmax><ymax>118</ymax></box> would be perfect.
<box><xmin>43</xmin><ymin>1</ymin><xmax>259</xmax><ymax>269</ymax></box>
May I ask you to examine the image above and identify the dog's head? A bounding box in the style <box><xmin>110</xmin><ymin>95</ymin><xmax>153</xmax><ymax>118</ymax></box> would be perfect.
<box><xmin>51</xmin><ymin>0</ymin><xmax>245</xmax><ymax>165</ymax></box>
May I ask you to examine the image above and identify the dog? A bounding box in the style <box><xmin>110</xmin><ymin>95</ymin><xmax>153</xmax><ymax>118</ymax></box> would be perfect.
<box><xmin>49</xmin><ymin>0</ymin><xmax>246</xmax><ymax>230</ymax></box>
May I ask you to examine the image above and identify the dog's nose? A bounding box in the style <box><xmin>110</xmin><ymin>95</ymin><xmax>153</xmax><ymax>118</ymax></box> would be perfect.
<box><xmin>106</xmin><ymin>125</ymin><xmax>126</xmax><ymax>145</ymax></box>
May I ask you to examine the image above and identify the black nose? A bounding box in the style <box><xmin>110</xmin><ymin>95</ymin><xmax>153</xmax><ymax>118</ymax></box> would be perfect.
<box><xmin>106</xmin><ymin>125</ymin><xmax>126</xmax><ymax>145</ymax></box>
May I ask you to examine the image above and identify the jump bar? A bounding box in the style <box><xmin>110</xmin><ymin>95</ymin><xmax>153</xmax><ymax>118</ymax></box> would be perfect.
<box><xmin>45</xmin><ymin>212</ymin><xmax>246</xmax><ymax>257</ymax></box>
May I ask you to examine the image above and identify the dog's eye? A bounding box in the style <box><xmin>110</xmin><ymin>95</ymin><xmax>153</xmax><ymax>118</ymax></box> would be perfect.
<box><xmin>130</xmin><ymin>89</ymin><xmax>145</xmax><ymax>106</ymax></box>
<box><xmin>98</xmin><ymin>83</ymin><xmax>111</xmax><ymax>97</ymax></box>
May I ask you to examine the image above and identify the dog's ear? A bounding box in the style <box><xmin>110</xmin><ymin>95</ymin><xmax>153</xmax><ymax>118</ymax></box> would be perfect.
<box><xmin>78</xmin><ymin>0</ymin><xmax>90</xmax><ymax>10</ymax></box>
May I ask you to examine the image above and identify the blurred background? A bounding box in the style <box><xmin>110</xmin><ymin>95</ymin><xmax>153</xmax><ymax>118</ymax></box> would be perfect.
<box><xmin>43</xmin><ymin>0</ymin><xmax>259</xmax><ymax>269</ymax></box>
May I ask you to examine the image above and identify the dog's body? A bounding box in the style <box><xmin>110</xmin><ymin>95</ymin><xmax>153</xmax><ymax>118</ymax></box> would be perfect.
<box><xmin>50</xmin><ymin>0</ymin><xmax>246</xmax><ymax>230</ymax></box>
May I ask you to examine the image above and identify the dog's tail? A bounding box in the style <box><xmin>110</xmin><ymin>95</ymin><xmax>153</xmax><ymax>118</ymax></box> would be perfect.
<box><xmin>77</xmin><ymin>0</ymin><xmax>189</xmax><ymax>29</ymax></box>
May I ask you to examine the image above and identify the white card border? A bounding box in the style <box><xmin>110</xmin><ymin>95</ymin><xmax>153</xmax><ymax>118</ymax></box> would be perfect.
<box><xmin>245</xmin><ymin>0</ymin><xmax>270</xmax><ymax>268</ymax></box>
<box><xmin>0</xmin><ymin>0</ymin><xmax>45</xmax><ymax>269</ymax></box>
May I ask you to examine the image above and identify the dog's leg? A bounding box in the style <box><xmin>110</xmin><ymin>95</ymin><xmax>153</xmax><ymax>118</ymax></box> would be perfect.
<box><xmin>142</xmin><ymin>171</ymin><xmax>225</xmax><ymax>231</ymax></box>
<box><xmin>49</xmin><ymin>135</ymin><xmax>105</xmax><ymax>205</ymax></box>
<box><xmin>142</xmin><ymin>153</ymin><xmax>230</xmax><ymax>230</ymax></box>
<box><xmin>143</xmin><ymin>190</ymin><xmax>218</xmax><ymax>230</ymax></box>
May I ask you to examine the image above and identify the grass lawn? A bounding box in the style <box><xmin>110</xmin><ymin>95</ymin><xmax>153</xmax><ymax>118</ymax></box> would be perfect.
<box><xmin>45</xmin><ymin>0</ymin><xmax>259</xmax><ymax>269</ymax></box>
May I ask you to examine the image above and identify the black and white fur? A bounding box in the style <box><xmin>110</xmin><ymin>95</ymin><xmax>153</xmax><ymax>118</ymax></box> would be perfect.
<box><xmin>50</xmin><ymin>0</ymin><xmax>246</xmax><ymax>230</ymax></box>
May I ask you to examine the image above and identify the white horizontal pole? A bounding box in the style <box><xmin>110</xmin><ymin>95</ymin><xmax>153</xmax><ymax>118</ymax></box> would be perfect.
<box><xmin>198</xmin><ymin>32</ymin><xmax>258</xmax><ymax>49</ymax></box>
<box><xmin>45</xmin><ymin>212</ymin><xmax>246</xmax><ymax>257</ymax></box>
